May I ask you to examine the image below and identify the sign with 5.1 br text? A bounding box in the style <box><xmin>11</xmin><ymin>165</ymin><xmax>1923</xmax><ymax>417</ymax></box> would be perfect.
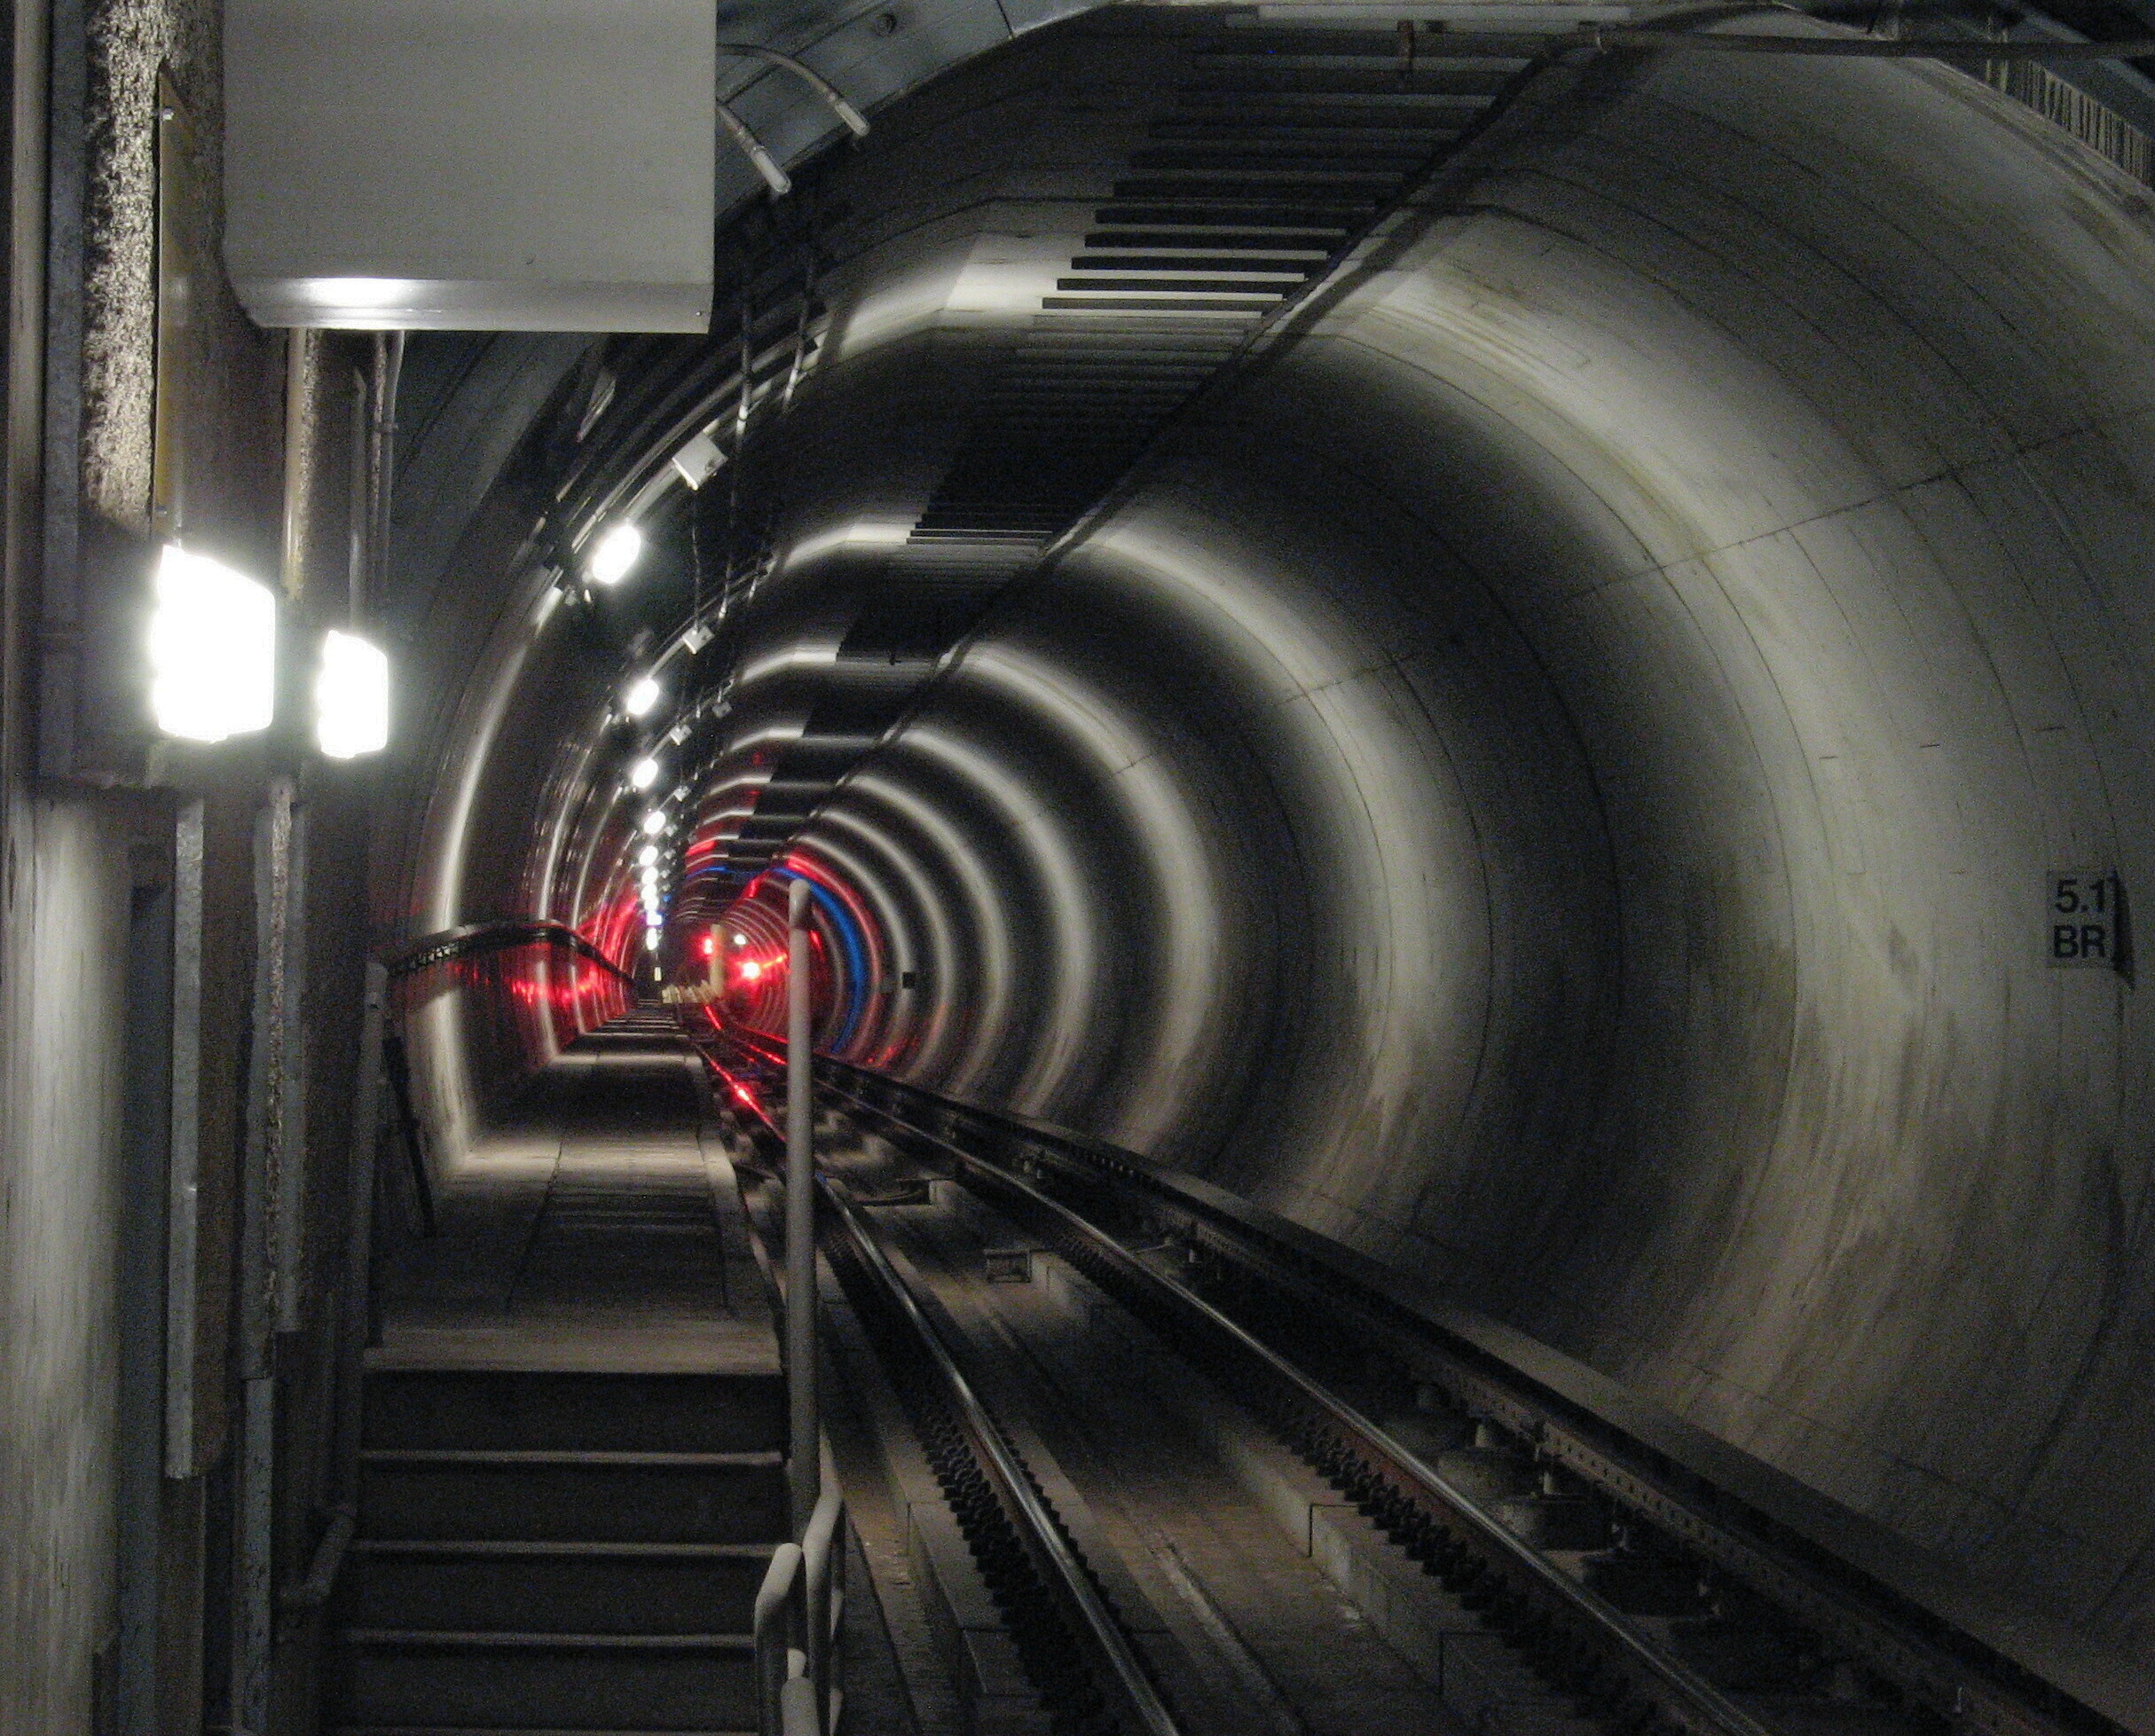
<box><xmin>2049</xmin><ymin>870</ymin><xmax>2124</xmax><ymax>970</ymax></box>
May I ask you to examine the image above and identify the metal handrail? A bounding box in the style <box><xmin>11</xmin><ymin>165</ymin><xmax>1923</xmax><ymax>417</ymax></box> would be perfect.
<box><xmin>754</xmin><ymin>1542</ymin><xmax>805</xmax><ymax>1735</ymax></box>
<box><xmin>800</xmin><ymin>1440</ymin><xmax>845</xmax><ymax>1704</ymax></box>
<box><xmin>752</xmin><ymin>1448</ymin><xmax>846</xmax><ymax>1736</ymax></box>
<box><xmin>382</xmin><ymin>918</ymin><xmax>633</xmax><ymax>983</ymax></box>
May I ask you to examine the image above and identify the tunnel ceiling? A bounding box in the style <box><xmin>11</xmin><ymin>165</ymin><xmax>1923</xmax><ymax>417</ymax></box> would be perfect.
<box><xmin>388</xmin><ymin>3</ymin><xmax>2155</xmax><ymax>1656</ymax></box>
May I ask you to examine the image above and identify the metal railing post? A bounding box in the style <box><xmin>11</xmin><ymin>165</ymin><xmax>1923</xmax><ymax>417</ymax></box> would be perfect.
<box><xmin>800</xmin><ymin>1441</ymin><xmax>843</xmax><ymax>1708</ymax></box>
<box><xmin>785</xmin><ymin>876</ymin><xmax>818</xmax><ymax>1530</ymax></box>
<box><xmin>754</xmin><ymin>1542</ymin><xmax>803</xmax><ymax>1736</ymax></box>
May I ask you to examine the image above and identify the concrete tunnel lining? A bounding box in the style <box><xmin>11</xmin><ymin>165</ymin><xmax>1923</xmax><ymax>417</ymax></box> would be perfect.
<box><xmin>378</xmin><ymin>14</ymin><xmax>2155</xmax><ymax>1658</ymax></box>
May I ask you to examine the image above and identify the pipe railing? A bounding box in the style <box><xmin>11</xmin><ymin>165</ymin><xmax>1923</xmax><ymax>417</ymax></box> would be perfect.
<box><xmin>383</xmin><ymin>917</ymin><xmax>634</xmax><ymax>983</ymax></box>
<box><xmin>754</xmin><ymin>1440</ymin><xmax>845</xmax><ymax>1736</ymax></box>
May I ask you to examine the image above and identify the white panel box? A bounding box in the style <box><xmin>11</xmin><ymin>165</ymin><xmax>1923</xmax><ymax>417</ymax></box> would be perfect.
<box><xmin>225</xmin><ymin>0</ymin><xmax>714</xmax><ymax>331</ymax></box>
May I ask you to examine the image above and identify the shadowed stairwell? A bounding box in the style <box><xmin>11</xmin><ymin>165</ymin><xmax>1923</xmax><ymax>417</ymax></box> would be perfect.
<box><xmin>330</xmin><ymin>1014</ymin><xmax>785</xmax><ymax>1735</ymax></box>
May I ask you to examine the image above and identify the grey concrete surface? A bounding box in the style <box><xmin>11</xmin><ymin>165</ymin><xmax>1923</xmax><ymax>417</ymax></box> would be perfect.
<box><xmin>0</xmin><ymin>797</ymin><xmax>136</xmax><ymax>1732</ymax></box>
<box><xmin>382</xmin><ymin>8</ymin><xmax>2155</xmax><ymax>1672</ymax></box>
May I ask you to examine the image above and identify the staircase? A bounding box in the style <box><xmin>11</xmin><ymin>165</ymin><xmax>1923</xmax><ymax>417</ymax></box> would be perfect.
<box><xmin>330</xmin><ymin>1017</ymin><xmax>787</xmax><ymax>1736</ymax></box>
<box><xmin>328</xmin><ymin>1362</ymin><xmax>785</xmax><ymax>1734</ymax></box>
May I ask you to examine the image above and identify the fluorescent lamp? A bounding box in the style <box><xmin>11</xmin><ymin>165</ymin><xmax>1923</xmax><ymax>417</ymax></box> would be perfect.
<box><xmin>316</xmin><ymin>630</ymin><xmax>390</xmax><ymax>758</ymax></box>
<box><xmin>629</xmin><ymin>756</ymin><xmax>659</xmax><ymax>790</ymax></box>
<box><xmin>625</xmin><ymin>674</ymin><xmax>662</xmax><ymax>717</ymax></box>
<box><xmin>149</xmin><ymin>546</ymin><xmax>277</xmax><ymax>742</ymax></box>
<box><xmin>641</xmin><ymin>810</ymin><xmax>667</xmax><ymax>836</ymax></box>
<box><xmin>588</xmin><ymin>522</ymin><xmax>642</xmax><ymax>586</ymax></box>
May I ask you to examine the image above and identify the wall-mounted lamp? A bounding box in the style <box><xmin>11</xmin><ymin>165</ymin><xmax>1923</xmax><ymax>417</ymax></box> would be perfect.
<box><xmin>629</xmin><ymin>756</ymin><xmax>660</xmax><ymax>790</ymax></box>
<box><xmin>625</xmin><ymin>674</ymin><xmax>663</xmax><ymax>717</ymax></box>
<box><xmin>671</xmin><ymin>429</ymin><xmax>724</xmax><ymax>490</ymax></box>
<box><xmin>641</xmin><ymin>809</ymin><xmax>668</xmax><ymax>836</ymax></box>
<box><xmin>588</xmin><ymin>522</ymin><xmax>643</xmax><ymax>587</ymax></box>
<box><xmin>149</xmin><ymin>545</ymin><xmax>278</xmax><ymax>742</ymax></box>
<box><xmin>317</xmin><ymin>629</ymin><xmax>390</xmax><ymax>758</ymax></box>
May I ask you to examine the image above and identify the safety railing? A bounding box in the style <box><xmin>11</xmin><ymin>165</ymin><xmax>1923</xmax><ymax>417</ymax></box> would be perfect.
<box><xmin>382</xmin><ymin>917</ymin><xmax>634</xmax><ymax>982</ymax></box>
<box><xmin>754</xmin><ymin>1440</ymin><xmax>845</xmax><ymax>1736</ymax></box>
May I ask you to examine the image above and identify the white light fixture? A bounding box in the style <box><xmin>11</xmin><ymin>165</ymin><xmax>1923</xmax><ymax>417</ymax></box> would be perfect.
<box><xmin>645</xmin><ymin>926</ymin><xmax>661</xmax><ymax>951</ymax></box>
<box><xmin>629</xmin><ymin>756</ymin><xmax>659</xmax><ymax>791</ymax></box>
<box><xmin>641</xmin><ymin>809</ymin><xmax>667</xmax><ymax>836</ymax></box>
<box><xmin>637</xmin><ymin>843</ymin><xmax>659</xmax><ymax>868</ymax></box>
<box><xmin>149</xmin><ymin>545</ymin><xmax>278</xmax><ymax>742</ymax></box>
<box><xmin>587</xmin><ymin>522</ymin><xmax>643</xmax><ymax>587</ymax></box>
<box><xmin>625</xmin><ymin>674</ymin><xmax>662</xmax><ymax>718</ymax></box>
<box><xmin>315</xmin><ymin>629</ymin><xmax>390</xmax><ymax>758</ymax></box>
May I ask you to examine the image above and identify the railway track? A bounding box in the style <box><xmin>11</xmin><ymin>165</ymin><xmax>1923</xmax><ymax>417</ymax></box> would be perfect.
<box><xmin>694</xmin><ymin>1021</ymin><xmax>2155</xmax><ymax>1736</ymax></box>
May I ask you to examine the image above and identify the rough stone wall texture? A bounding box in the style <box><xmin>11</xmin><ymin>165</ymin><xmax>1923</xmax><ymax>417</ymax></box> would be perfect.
<box><xmin>83</xmin><ymin>0</ymin><xmax>232</xmax><ymax>534</ymax></box>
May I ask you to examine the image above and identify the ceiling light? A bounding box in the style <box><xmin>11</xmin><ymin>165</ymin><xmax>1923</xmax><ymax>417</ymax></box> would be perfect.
<box><xmin>316</xmin><ymin>629</ymin><xmax>390</xmax><ymax>758</ymax></box>
<box><xmin>624</xmin><ymin>674</ymin><xmax>662</xmax><ymax>717</ymax></box>
<box><xmin>587</xmin><ymin>522</ymin><xmax>643</xmax><ymax>587</ymax></box>
<box><xmin>645</xmin><ymin>927</ymin><xmax>660</xmax><ymax>950</ymax></box>
<box><xmin>638</xmin><ymin>844</ymin><xmax>658</xmax><ymax>868</ymax></box>
<box><xmin>148</xmin><ymin>545</ymin><xmax>277</xmax><ymax>742</ymax></box>
<box><xmin>629</xmin><ymin>756</ymin><xmax>659</xmax><ymax>790</ymax></box>
<box><xmin>641</xmin><ymin>809</ymin><xmax>667</xmax><ymax>836</ymax></box>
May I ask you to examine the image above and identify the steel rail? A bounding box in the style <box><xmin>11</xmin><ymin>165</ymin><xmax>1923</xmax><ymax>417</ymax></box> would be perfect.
<box><xmin>1366</xmin><ymin>26</ymin><xmax>2155</xmax><ymax>57</ymax></box>
<box><xmin>820</xmin><ymin>1177</ymin><xmax>1184</xmax><ymax>1736</ymax></box>
<box><xmin>701</xmin><ymin>1034</ymin><xmax>1184</xmax><ymax>1736</ymax></box>
<box><xmin>719</xmin><ymin>1030</ymin><xmax>2155</xmax><ymax>1736</ymax></box>
<box><xmin>798</xmin><ymin>1064</ymin><xmax>1780</xmax><ymax>1736</ymax></box>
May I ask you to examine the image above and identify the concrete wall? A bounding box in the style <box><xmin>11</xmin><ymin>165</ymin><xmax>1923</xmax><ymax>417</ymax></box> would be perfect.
<box><xmin>0</xmin><ymin>797</ymin><xmax>136</xmax><ymax>1732</ymax></box>
<box><xmin>776</xmin><ymin>50</ymin><xmax>2155</xmax><ymax>1650</ymax></box>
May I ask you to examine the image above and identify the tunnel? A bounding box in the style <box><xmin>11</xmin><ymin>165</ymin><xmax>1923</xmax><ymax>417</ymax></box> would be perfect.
<box><xmin>6</xmin><ymin>0</ymin><xmax>2155</xmax><ymax>1731</ymax></box>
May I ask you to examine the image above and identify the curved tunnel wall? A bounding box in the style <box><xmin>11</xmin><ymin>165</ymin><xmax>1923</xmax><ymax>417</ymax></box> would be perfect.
<box><xmin>391</xmin><ymin>28</ymin><xmax>2155</xmax><ymax>1651</ymax></box>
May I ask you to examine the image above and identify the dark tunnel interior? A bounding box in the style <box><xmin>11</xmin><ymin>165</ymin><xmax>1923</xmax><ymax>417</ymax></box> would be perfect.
<box><xmin>373</xmin><ymin>7</ymin><xmax>2155</xmax><ymax>1655</ymax></box>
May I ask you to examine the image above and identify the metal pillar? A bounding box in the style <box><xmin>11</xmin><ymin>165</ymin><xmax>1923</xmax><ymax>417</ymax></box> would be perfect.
<box><xmin>785</xmin><ymin>875</ymin><xmax>818</xmax><ymax>1529</ymax></box>
<box><xmin>233</xmin><ymin>777</ymin><xmax>299</xmax><ymax>1734</ymax></box>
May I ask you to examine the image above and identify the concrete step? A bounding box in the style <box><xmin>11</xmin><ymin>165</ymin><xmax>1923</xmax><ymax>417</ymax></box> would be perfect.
<box><xmin>359</xmin><ymin>1450</ymin><xmax>788</xmax><ymax>1544</ymax></box>
<box><xmin>332</xmin><ymin>1631</ymin><xmax>756</xmax><ymax>1732</ymax></box>
<box><xmin>365</xmin><ymin>1369</ymin><xmax>784</xmax><ymax>1455</ymax></box>
<box><xmin>341</xmin><ymin>1540</ymin><xmax>776</xmax><ymax>1634</ymax></box>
